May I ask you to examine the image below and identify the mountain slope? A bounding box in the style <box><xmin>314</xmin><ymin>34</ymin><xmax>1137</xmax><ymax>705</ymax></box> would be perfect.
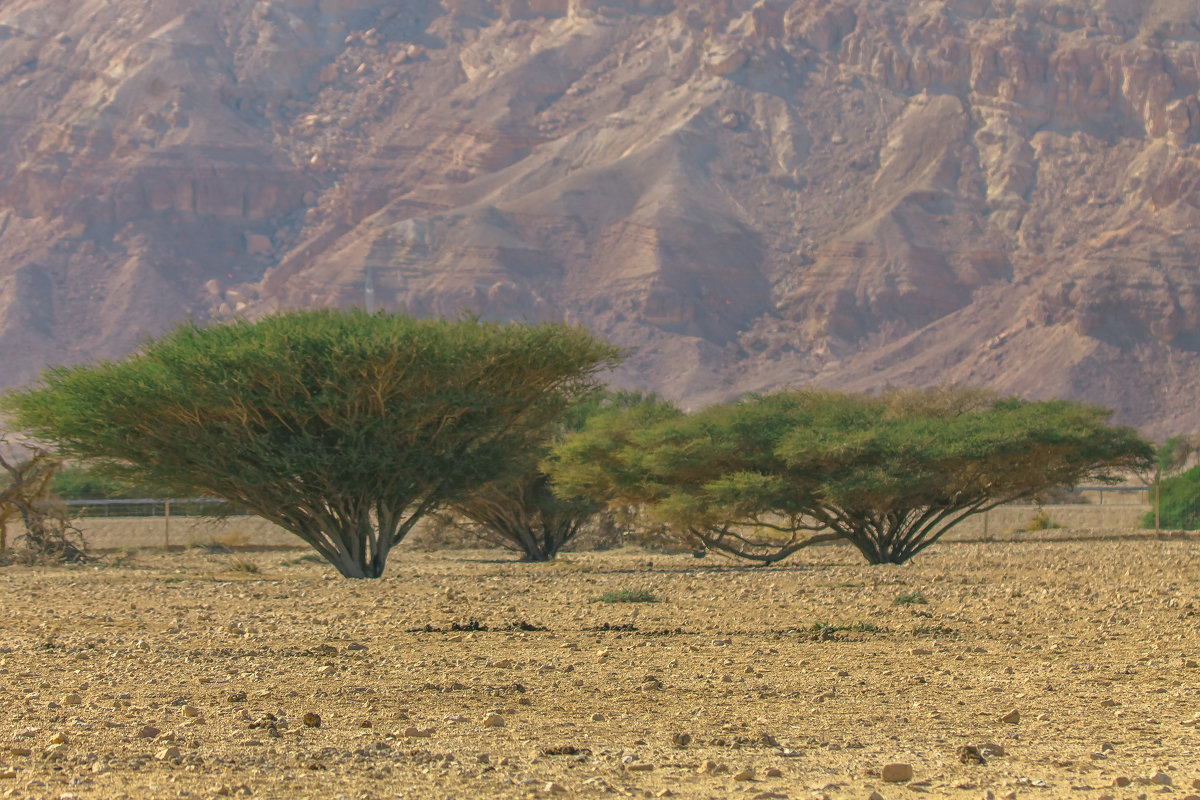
<box><xmin>1</xmin><ymin>0</ymin><xmax>1199</xmax><ymax>434</ymax></box>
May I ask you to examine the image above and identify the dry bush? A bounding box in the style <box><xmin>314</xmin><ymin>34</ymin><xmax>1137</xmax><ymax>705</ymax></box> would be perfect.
<box><xmin>0</xmin><ymin>446</ymin><xmax>87</xmax><ymax>565</ymax></box>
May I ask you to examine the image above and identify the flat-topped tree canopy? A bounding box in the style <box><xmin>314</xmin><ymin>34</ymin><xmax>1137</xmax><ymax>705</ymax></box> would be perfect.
<box><xmin>774</xmin><ymin>388</ymin><xmax>1155</xmax><ymax>563</ymax></box>
<box><xmin>3</xmin><ymin>309</ymin><xmax>624</xmax><ymax>577</ymax></box>
<box><xmin>548</xmin><ymin>387</ymin><xmax>1154</xmax><ymax>565</ymax></box>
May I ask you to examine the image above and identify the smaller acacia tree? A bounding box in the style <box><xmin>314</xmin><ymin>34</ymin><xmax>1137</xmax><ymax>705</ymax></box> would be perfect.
<box><xmin>775</xmin><ymin>388</ymin><xmax>1154</xmax><ymax>563</ymax></box>
<box><xmin>448</xmin><ymin>392</ymin><xmax>655</xmax><ymax>561</ymax></box>
<box><xmin>4</xmin><ymin>311</ymin><xmax>622</xmax><ymax>578</ymax></box>
<box><xmin>547</xmin><ymin>392</ymin><xmax>842</xmax><ymax>563</ymax></box>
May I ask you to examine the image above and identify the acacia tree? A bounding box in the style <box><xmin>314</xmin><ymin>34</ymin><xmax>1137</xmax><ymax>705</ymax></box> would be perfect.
<box><xmin>550</xmin><ymin>387</ymin><xmax>1153</xmax><ymax>565</ymax></box>
<box><xmin>774</xmin><ymin>388</ymin><xmax>1154</xmax><ymax>563</ymax></box>
<box><xmin>4</xmin><ymin>310</ymin><xmax>622</xmax><ymax>578</ymax></box>
<box><xmin>547</xmin><ymin>392</ymin><xmax>843</xmax><ymax>563</ymax></box>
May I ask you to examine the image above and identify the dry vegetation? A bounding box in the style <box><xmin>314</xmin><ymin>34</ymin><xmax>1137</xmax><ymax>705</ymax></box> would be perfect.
<box><xmin>1</xmin><ymin>518</ymin><xmax>1198</xmax><ymax>800</ymax></box>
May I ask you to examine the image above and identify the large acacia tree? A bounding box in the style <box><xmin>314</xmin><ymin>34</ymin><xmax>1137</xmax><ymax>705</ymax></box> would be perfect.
<box><xmin>4</xmin><ymin>310</ymin><xmax>622</xmax><ymax>577</ymax></box>
<box><xmin>550</xmin><ymin>388</ymin><xmax>1153</xmax><ymax>565</ymax></box>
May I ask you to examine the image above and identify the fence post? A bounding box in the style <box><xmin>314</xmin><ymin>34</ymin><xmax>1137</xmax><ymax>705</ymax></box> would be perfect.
<box><xmin>1155</xmin><ymin>483</ymin><xmax>1160</xmax><ymax>535</ymax></box>
<box><xmin>164</xmin><ymin>498</ymin><xmax>171</xmax><ymax>552</ymax></box>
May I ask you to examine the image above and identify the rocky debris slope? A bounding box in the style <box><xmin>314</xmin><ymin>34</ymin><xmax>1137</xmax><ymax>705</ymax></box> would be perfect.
<box><xmin>1</xmin><ymin>0</ymin><xmax>1199</xmax><ymax>432</ymax></box>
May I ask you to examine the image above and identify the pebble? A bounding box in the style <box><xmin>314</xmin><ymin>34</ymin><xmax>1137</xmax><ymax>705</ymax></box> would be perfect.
<box><xmin>483</xmin><ymin>713</ymin><xmax>505</xmax><ymax>728</ymax></box>
<box><xmin>764</xmin><ymin>767</ymin><xmax>783</xmax><ymax>777</ymax></box>
<box><xmin>62</xmin><ymin>693</ymin><xmax>82</xmax><ymax>706</ymax></box>
<box><xmin>999</xmin><ymin>709</ymin><xmax>1020</xmax><ymax>724</ymax></box>
<box><xmin>867</xmin><ymin>793</ymin><xmax>885</xmax><ymax>800</ymax></box>
<box><xmin>181</xmin><ymin>705</ymin><xmax>201</xmax><ymax>718</ymax></box>
<box><xmin>302</xmin><ymin>712</ymin><xmax>321</xmax><ymax>728</ymax></box>
<box><xmin>137</xmin><ymin>725</ymin><xmax>161</xmax><ymax>739</ymax></box>
<box><xmin>591</xmin><ymin>713</ymin><xmax>605</xmax><ymax>722</ymax></box>
<box><xmin>154</xmin><ymin>746</ymin><xmax>181</xmax><ymax>761</ymax></box>
<box><xmin>733</xmin><ymin>768</ymin><xmax>755</xmax><ymax>781</ymax></box>
<box><xmin>544</xmin><ymin>782</ymin><xmax>567</xmax><ymax>794</ymax></box>
<box><xmin>881</xmin><ymin>763</ymin><xmax>914</xmax><ymax>783</ymax></box>
<box><xmin>1150</xmin><ymin>772</ymin><xmax>1173</xmax><ymax>786</ymax></box>
<box><xmin>1112</xmin><ymin>776</ymin><xmax>1132</xmax><ymax>787</ymax></box>
<box><xmin>48</xmin><ymin>733</ymin><xmax>67</xmax><ymax>745</ymax></box>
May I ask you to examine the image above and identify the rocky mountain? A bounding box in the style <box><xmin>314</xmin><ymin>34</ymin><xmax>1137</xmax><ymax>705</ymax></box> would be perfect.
<box><xmin>1</xmin><ymin>0</ymin><xmax>1199</xmax><ymax>434</ymax></box>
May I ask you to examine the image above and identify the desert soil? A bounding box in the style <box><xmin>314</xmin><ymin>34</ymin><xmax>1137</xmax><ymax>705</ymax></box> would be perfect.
<box><xmin>1</xmin><ymin>528</ymin><xmax>1198</xmax><ymax>800</ymax></box>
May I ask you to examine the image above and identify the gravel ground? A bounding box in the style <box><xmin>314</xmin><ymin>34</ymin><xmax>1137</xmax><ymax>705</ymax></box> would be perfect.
<box><xmin>0</xmin><ymin>531</ymin><xmax>1197</xmax><ymax>800</ymax></box>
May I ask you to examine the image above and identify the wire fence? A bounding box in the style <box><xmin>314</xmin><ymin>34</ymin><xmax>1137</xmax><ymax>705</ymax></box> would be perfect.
<box><xmin>59</xmin><ymin>498</ymin><xmax>251</xmax><ymax>518</ymax></box>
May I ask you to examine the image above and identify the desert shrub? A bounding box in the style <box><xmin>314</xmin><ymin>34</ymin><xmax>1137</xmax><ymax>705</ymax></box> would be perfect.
<box><xmin>0</xmin><ymin>447</ymin><xmax>87</xmax><ymax>565</ymax></box>
<box><xmin>3</xmin><ymin>310</ymin><xmax>622</xmax><ymax>578</ymax></box>
<box><xmin>1022</xmin><ymin>510</ymin><xmax>1062</xmax><ymax>531</ymax></box>
<box><xmin>1142</xmin><ymin>465</ymin><xmax>1200</xmax><ymax>530</ymax></box>
<box><xmin>893</xmin><ymin>590</ymin><xmax>928</xmax><ymax>605</ymax></box>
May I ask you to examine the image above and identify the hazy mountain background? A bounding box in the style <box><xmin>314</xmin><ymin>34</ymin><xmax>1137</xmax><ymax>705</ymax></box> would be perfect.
<box><xmin>1</xmin><ymin>0</ymin><xmax>1199</xmax><ymax>434</ymax></box>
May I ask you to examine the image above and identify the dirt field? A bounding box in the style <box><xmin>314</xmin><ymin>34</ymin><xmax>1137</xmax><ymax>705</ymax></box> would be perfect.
<box><xmin>1</xmin><ymin>526</ymin><xmax>1198</xmax><ymax>800</ymax></box>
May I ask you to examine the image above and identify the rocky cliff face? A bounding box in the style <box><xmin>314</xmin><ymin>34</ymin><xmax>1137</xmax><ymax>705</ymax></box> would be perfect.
<box><xmin>1</xmin><ymin>0</ymin><xmax>1199</xmax><ymax>433</ymax></box>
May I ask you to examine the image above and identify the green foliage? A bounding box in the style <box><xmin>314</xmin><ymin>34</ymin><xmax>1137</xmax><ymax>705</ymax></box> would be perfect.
<box><xmin>51</xmin><ymin>465</ymin><xmax>165</xmax><ymax>500</ymax></box>
<box><xmin>547</xmin><ymin>392</ymin><xmax>838</xmax><ymax>564</ymax></box>
<box><xmin>4</xmin><ymin>310</ymin><xmax>622</xmax><ymax>578</ymax></box>
<box><xmin>552</xmin><ymin>386</ymin><xmax>1153</xmax><ymax>566</ymax></box>
<box><xmin>595</xmin><ymin>588</ymin><xmax>660</xmax><ymax>603</ymax></box>
<box><xmin>893</xmin><ymin>590</ymin><xmax>928</xmax><ymax>605</ymax></box>
<box><xmin>1022</xmin><ymin>510</ymin><xmax>1061</xmax><ymax>531</ymax></box>
<box><xmin>1142</xmin><ymin>465</ymin><xmax>1200</xmax><ymax>530</ymax></box>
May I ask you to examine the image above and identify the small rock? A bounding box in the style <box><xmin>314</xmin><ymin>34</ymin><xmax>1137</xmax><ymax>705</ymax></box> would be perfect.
<box><xmin>671</xmin><ymin>732</ymin><xmax>691</xmax><ymax>748</ymax></box>
<box><xmin>137</xmin><ymin>725</ymin><xmax>161</xmax><ymax>739</ymax></box>
<box><xmin>1099</xmin><ymin>698</ymin><xmax>1119</xmax><ymax>707</ymax></box>
<box><xmin>155</xmin><ymin>746</ymin><xmax>181</xmax><ymax>761</ymax></box>
<box><xmin>302</xmin><ymin>712</ymin><xmax>321</xmax><ymax>728</ymax></box>
<box><xmin>591</xmin><ymin>713</ymin><xmax>605</xmax><ymax>722</ymax></box>
<box><xmin>62</xmin><ymin>693</ymin><xmax>82</xmax><ymax>706</ymax></box>
<box><xmin>182</xmin><ymin>705</ymin><xmax>201</xmax><ymax>718</ymax></box>
<box><xmin>999</xmin><ymin>709</ymin><xmax>1020</xmax><ymax>724</ymax></box>
<box><xmin>958</xmin><ymin>745</ymin><xmax>986</xmax><ymax>765</ymax></box>
<box><xmin>733</xmin><ymin>768</ymin><xmax>755</xmax><ymax>781</ymax></box>
<box><xmin>1113</xmin><ymin>776</ymin><xmax>1132</xmax><ymax>787</ymax></box>
<box><xmin>48</xmin><ymin>733</ymin><xmax>68</xmax><ymax>744</ymax></box>
<box><xmin>227</xmin><ymin>692</ymin><xmax>247</xmax><ymax>704</ymax></box>
<box><xmin>1150</xmin><ymin>772</ymin><xmax>1173</xmax><ymax>786</ymax></box>
<box><xmin>698</xmin><ymin>759</ymin><xmax>718</xmax><ymax>774</ymax></box>
<box><xmin>626</xmin><ymin>763</ymin><xmax>654</xmax><ymax>772</ymax></box>
<box><xmin>764</xmin><ymin>767</ymin><xmax>783</xmax><ymax>778</ymax></box>
<box><xmin>482</xmin><ymin>713</ymin><xmax>505</xmax><ymax>728</ymax></box>
<box><xmin>544</xmin><ymin>782</ymin><xmax>567</xmax><ymax>794</ymax></box>
<box><xmin>868</xmin><ymin>793</ymin><xmax>885</xmax><ymax>800</ymax></box>
<box><xmin>881</xmin><ymin>762</ymin><xmax>914</xmax><ymax>783</ymax></box>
